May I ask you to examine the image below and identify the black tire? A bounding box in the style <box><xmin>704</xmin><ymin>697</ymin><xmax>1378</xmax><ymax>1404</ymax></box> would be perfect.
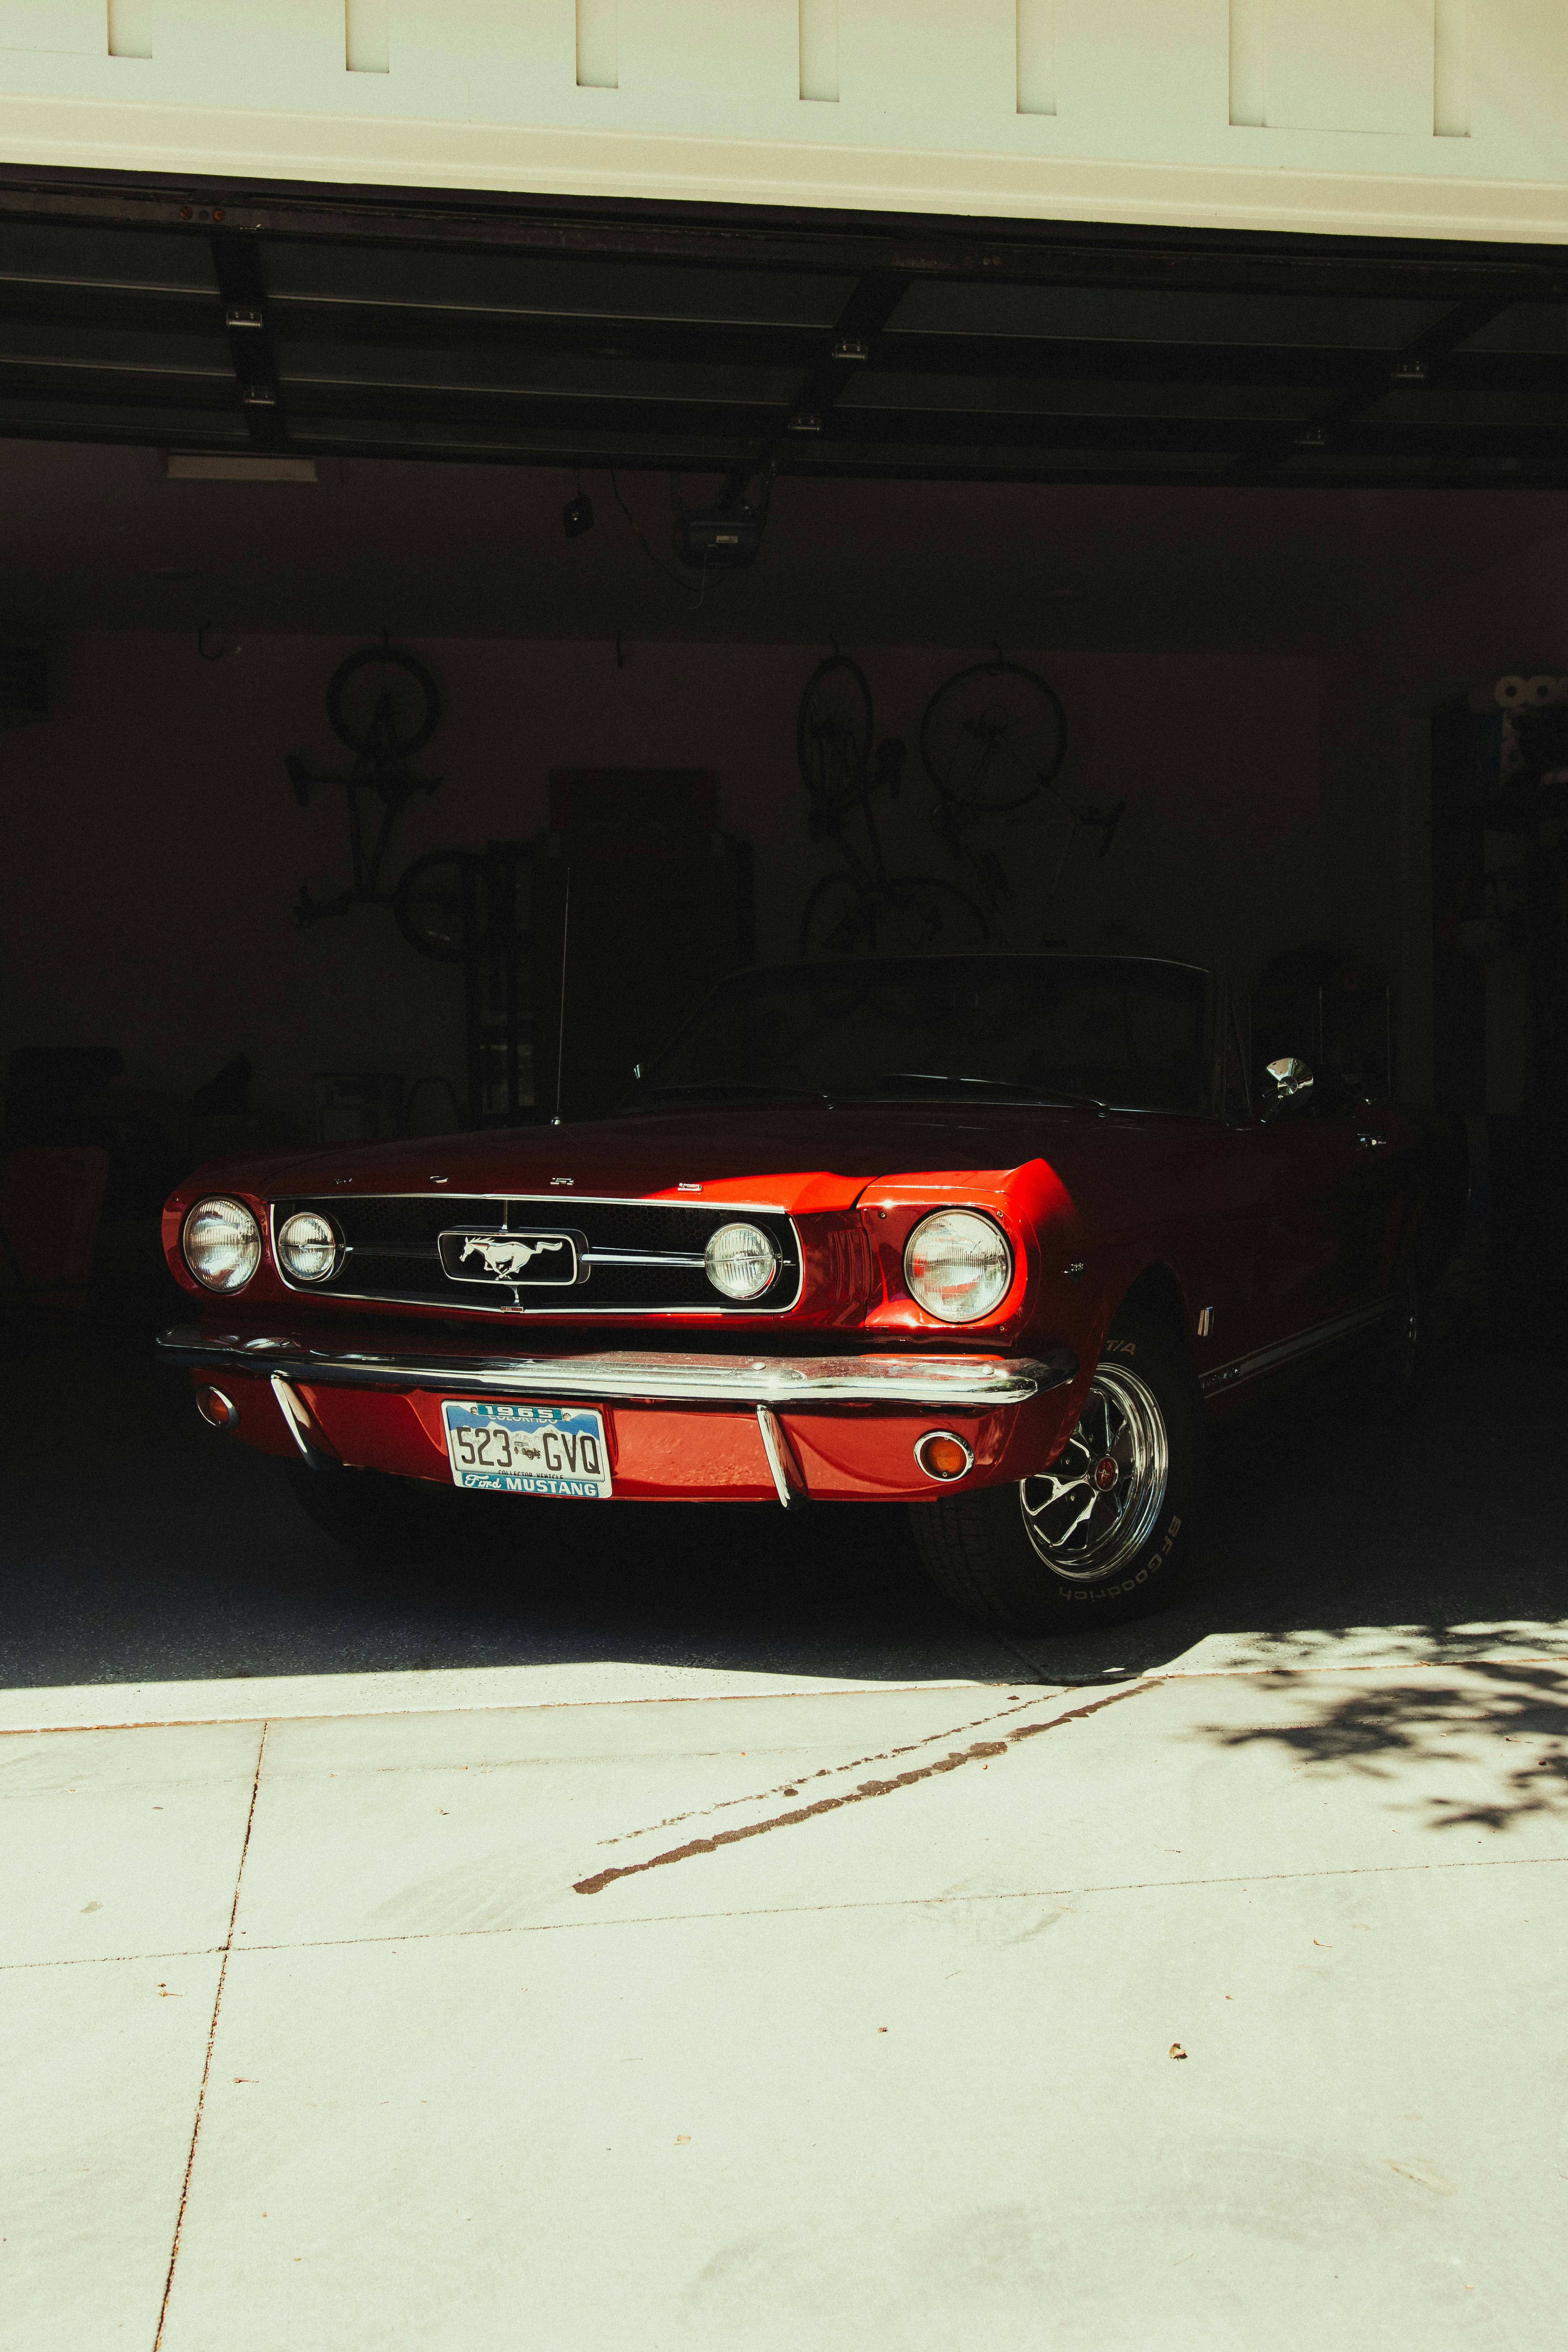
<box><xmin>800</xmin><ymin>869</ymin><xmax>877</xmax><ymax>958</ymax></box>
<box><xmin>799</xmin><ymin>870</ymin><xmax>991</xmax><ymax>959</ymax></box>
<box><xmin>284</xmin><ymin>1459</ymin><xmax>468</xmax><ymax>1557</ymax></box>
<box><xmin>919</xmin><ymin>658</ymin><xmax>1068</xmax><ymax>813</ymax></box>
<box><xmin>911</xmin><ymin>1313</ymin><xmax>1205</xmax><ymax>1631</ymax></box>
<box><xmin>392</xmin><ymin>847</ymin><xmax>476</xmax><ymax>963</ymax></box>
<box><xmin>326</xmin><ymin>646</ymin><xmax>442</xmax><ymax>758</ymax></box>
<box><xmin>797</xmin><ymin>655</ymin><xmax>874</xmax><ymax>809</ymax></box>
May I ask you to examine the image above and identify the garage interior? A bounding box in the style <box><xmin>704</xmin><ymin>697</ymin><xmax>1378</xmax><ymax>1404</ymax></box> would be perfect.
<box><xmin>2</xmin><ymin>169</ymin><xmax>1566</xmax><ymax>1679</ymax></box>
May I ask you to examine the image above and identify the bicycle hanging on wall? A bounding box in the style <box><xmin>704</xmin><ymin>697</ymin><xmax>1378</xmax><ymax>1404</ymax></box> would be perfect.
<box><xmin>287</xmin><ymin>644</ymin><xmax>445</xmax><ymax>927</ymax></box>
<box><xmin>918</xmin><ymin>655</ymin><xmax>1126</xmax><ymax>942</ymax></box>
<box><xmin>795</xmin><ymin>652</ymin><xmax>990</xmax><ymax>958</ymax></box>
<box><xmin>285</xmin><ymin>644</ymin><xmax>536</xmax><ymax>1127</ymax></box>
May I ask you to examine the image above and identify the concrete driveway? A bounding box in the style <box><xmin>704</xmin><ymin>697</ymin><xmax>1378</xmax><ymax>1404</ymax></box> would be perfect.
<box><xmin>3</xmin><ymin>1342</ymin><xmax>1567</xmax><ymax>2348</ymax></box>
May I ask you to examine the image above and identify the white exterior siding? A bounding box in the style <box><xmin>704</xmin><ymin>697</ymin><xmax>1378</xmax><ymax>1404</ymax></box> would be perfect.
<box><xmin>0</xmin><ymin>1</ymin><xmax>1565</xmax><ymax>241</ymax></box>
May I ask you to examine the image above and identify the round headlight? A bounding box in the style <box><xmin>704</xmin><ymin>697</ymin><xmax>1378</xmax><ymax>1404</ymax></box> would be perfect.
<box><xmin>704</xmin><ymin>1220</ymin><xmax>780</xmax><ymax>1302</ymax></box>
<box><xmin>903</xmin><ymin>1210</ymin><xmax>1012</xmax><ymax>1324</ymax></box>
<box><xmin>183</xmin><ymin>1196</ymin><xmax>262</xmax><ymax>1294</ymax></box>
<box><xmin>277</xmin><ymin>1210</ymin><xmax>339</xmax><ymax>1284</ymax></box>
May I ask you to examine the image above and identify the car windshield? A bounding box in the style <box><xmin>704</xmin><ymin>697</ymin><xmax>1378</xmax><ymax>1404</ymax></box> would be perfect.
<box><xmin>632</xmin><ymin>956</ymin><xmax>1211</xmax><ymax>1116</ymax></box>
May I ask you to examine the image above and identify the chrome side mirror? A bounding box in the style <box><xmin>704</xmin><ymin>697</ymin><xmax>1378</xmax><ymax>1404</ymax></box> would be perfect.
<box><xmin>1261</xmin><ymin>1055</ymin><xmax>1314</xmax><ymax>1117</ymax></box>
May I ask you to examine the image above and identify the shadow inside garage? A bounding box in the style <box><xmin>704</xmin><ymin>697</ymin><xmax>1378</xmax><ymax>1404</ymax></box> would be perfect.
<box><xmin>1</xmin><ymin>1292</ymin><xmax>1564</xmax><ymax>1698</ymax></box>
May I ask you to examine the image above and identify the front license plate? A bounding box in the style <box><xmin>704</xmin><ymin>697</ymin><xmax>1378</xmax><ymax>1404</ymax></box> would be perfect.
<box><xmin>441</xmin><ymin>1400</ymin><xmax>612</xmax><ymax>1497</ymax></box>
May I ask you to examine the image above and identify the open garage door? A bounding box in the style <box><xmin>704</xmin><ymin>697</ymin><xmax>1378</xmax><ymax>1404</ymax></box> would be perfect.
<box><xmin>0</xmin><ymin>170</ymin><xmax>1563</xmax><ymax>487</ymax></box>
<box><xmin>0</xmin><ymin>166</ymin><xmax>1562</xmax><ymax>1316</ymax></box>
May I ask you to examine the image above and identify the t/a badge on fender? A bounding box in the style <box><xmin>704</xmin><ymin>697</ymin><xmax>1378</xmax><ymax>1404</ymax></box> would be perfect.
<box><xmin>442</xmin><ymin>1400</ymin><xmax>612</xmax><ymax>1496</ymax></box>
<box><xmin>438</xmin><ymin>1228</ymin><xmax>584</xmax><ymax>1286</ymax></box>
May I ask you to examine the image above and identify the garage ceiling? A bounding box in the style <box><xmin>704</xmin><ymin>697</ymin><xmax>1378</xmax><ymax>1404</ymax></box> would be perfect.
<box><xmin>2</xmin><ymin>168</ymin><xmax>1568</xmax><ymax>492</ymax></box>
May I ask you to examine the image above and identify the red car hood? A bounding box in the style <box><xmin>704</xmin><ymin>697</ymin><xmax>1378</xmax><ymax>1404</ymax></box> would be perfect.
<box><xmin>188</xmin><ymin>1100</ymin><xmax>1112</xmax><ymax>1216</ymax></box>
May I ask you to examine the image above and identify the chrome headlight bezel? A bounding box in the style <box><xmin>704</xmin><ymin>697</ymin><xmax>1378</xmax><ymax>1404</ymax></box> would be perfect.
<box><xmin>276</xmin><ymin>1208</ymin><xmax>342</xmax><ymax>1286</ymax></box>
<box><xmin>704</xmin><ymin>1219</ymin><xmax>781</xmax><ymax>1303</ymax></box>
<box><xmin>903</xmin><ymin>1209</ymin><xmax>1013</xmax><ymax>1325</ymax></box>
<box><xmin>182</xmin><ymin>1195</ymin><xmax>263</xmax><ymax>1294</ymax></box>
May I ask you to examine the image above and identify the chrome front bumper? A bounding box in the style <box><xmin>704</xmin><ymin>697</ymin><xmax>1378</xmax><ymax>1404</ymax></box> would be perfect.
<box><xmin>157</xmin><ymin>1324</ymin><xmax>1076</xmax><ymax>1410</ymax></box>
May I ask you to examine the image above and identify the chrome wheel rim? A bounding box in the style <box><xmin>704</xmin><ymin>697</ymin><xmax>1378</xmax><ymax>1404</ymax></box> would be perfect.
<box><xmin>1019</xmin><ymin>1363</ymin><xmax>1170</xmax><ymax>1583</ymax></box>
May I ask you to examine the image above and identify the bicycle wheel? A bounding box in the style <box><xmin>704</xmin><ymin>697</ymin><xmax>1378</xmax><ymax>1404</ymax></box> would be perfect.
<box><xmin>920</xmin><ymin>659</ymin><xmax>1067</xmax><ymax>813</ymax></box>
<box><xmin>872</xmin><ymin>875</ymin><xmax>991</xmax><ymax>957</ymax></box>
<box><xmin>393</xmin><ymin>848</ymin><xmax>475</xmax><ymax>963</ymax></box>
<box><xmin>328</xmin><ymin>647</ymin><xmax>443</xmax><ymax>760</ymax></box>
<box><xmin>800</xmin><ymin>871</ymin><xmax>990</xmax><ymax>960</ymax></box>
<box><xmin>800</xmin><ymin>870</ymin><xmax>879</xmax><ymax>959</ymax></box>
<box><xmin>798</xmin><ymin>655</ymin><xmax>874</xmax><ymax>811</ymax></box>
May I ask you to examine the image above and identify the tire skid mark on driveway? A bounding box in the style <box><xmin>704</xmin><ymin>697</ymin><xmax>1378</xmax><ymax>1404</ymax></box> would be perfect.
<box><xmin>593</xmin><ymin>1689</ymin><xmax>1090</xmax><ymax>1850</ymax></box>
<box><xmin>573</xmin><ymin>1677</ymin><xmax>1158</xmax><ymax>1896</ymax></box>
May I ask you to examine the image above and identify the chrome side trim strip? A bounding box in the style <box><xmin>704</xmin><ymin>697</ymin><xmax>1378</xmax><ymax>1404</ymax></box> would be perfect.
<box><xmin>1199</xmin><ymin>1298</ymin><xmax>1392</xmax><ymax>1396</ymax></box>
<box><xmin>756</xmin><ymin>1404</ymin><xmax>808</xmax><ymax>1507</ymax></box>
<box><xmin>161</xmin><ymin>1327</ymin><xmax>1075</xmax><ymax>1410</ymax></box>
<box><xmin>270</xmin><ymin>1372</ymin><xmax>336</xmax><ymax>1469</ymax></box>
<box><xmin>334</xmin><ymin>1246</ymin><xmax>710</xmax><ymax>1271</ymax></box>
<box><xmin>582</xmin><ymin>1251</ymin><xmax>708</xmax><ymax>1270</ymax></box>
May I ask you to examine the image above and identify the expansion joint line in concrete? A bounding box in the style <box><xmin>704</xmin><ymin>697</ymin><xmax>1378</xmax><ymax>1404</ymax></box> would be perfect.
<box><xmin>151</xmin><ymin>1718</ymin><xmax>269</xmax><ymax>2352</ymax></box>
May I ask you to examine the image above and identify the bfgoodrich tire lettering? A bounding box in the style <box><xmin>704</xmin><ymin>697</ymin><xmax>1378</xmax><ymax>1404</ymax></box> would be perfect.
<box><xmin>910</xmin><ymin>1313</ymin><xmax>1205</xmax><ymax>1632</ymax></box>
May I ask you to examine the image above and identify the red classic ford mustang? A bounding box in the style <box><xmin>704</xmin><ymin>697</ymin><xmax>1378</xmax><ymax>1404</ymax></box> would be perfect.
<box><xmin>158</xmin><ymin>956</ymin><xmax>1460</xmax><ymax>1628</ymax></box>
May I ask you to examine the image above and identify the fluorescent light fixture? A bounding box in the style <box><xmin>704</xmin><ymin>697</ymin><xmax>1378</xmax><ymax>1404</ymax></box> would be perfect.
<box><xmin>166</xmin><ymin>454</ymin><xmax>318</xmax><ymax>483</ymax></box>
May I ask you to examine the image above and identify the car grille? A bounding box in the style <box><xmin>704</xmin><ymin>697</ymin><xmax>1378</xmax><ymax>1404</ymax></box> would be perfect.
<box><xmin>270</xmin><ymin>1194</ymin><xmax>802</xmax><ymax>1316</ymax></box>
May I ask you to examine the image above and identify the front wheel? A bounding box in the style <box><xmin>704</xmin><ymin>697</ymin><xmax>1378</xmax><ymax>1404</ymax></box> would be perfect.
<box><xmin>910</xmin><ymin>1314</ymin><xmax>1205</xmax><ymax>1631</ymax></box>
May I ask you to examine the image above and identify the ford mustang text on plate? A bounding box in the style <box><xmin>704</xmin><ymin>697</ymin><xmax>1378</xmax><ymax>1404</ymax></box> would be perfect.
<box><xmin>158</xmin><ymin>957</ymin><xmax>1459</xmax><ymax>1628</ymax></box>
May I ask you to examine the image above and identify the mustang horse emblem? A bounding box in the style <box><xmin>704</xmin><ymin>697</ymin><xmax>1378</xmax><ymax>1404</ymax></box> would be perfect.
<box><xmin>459</xmin><ymin>1235</ymin><xmax>567</xmax><ymax>1279</ymax></box>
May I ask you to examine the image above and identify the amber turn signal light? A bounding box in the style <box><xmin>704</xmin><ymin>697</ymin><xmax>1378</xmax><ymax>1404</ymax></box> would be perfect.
<box><xmin>195</xmin><ymin>1386</ymin><xmax>240</xmax><ymax>1431</ymax></box>
<box><xmin>915</xmin><ymin>1431</ymin><xmax>974</xmax><ymax>1482</ymax></box>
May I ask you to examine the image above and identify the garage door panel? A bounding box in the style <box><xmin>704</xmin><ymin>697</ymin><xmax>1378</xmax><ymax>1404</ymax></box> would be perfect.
<box><xmin>262</xmin><ymin>241</ymin><xmax>855</xmax><ymax>332</ymax></box>
<box><xmin>0</xmin><ymin>317</ymin><xmax>229</xmax><ymax>375</ymax></box>
<box><xmin>884</xmin><ymin>281</ymin><xmax>1452</xmax><ymax>350</ymax></box>
<box><xmin>0</xmin><ymin>220</ymin><xmax>219</xmax><ymax>296</ymax></box>
<box><xmin>266</xmin><ymin>300</ymin><xmax>813</xmax><ymax>382</ymax></box>
<box><xmin>272</xmin><ymin>337</ymin><xmax>799</xmax><ymax>410</ymax></box>
<box><xmin>838</xmin><ymin>370</ymin><xmax>1323</xmax><ymax>423</ymax></box>
<box><xmin>1459</xmin><ymin>304</ymin><xmax>1568</xmax><ymax>356</ymax></box>
<box><xmin>876</xmin><ymin>330</ymin><xmax>1351</xmax><ymax>393</ymax></box>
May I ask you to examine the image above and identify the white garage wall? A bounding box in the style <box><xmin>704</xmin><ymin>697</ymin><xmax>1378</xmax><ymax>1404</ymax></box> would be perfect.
<box><xmin>0</xmin><ymin>629</ymin><xmax>1321</xmax><ymax>1134</ymax></box>
<box><xmin>0</xmin><ymin>2</ymin><xmax>1565</xmax><ymax>242</ymax></box>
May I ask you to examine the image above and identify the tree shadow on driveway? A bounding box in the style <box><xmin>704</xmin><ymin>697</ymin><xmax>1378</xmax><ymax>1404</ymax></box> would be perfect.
<box><xmin>1190</xmin><ymin>1660</ymin><xmax>1568</xmax><ymax>1838</ymax></box>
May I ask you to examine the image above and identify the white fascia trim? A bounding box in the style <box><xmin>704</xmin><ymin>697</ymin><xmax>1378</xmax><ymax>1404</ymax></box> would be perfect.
<box><xmin>3</xmin><ymin>96</ymin><xmax>1568</xmax><ymax>246</ymax></box>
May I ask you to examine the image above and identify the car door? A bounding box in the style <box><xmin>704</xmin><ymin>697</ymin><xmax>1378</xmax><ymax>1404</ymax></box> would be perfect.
<box><xmin>1248</xmin><ymin>1075</ymin><xmax>1404</xmax><ymax>1350</ymax></box>
<box><xmin>1158</xmin><ymin>989</ymin><xmax>1302</xmax><ymax>1384</ymax></box>
<box><xmin>1185</xmin><ymin>989</ymin><xmax>1396</xmax><ymax>1390</ymax></box>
